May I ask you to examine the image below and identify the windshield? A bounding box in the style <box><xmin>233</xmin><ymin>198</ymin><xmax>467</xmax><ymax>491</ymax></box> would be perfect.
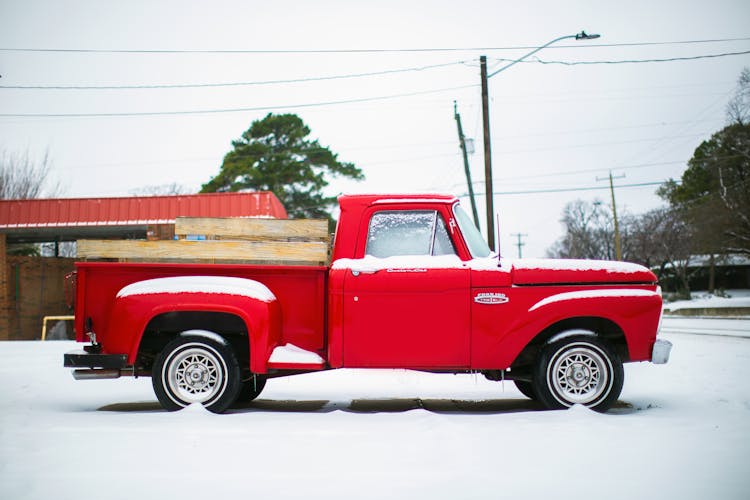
<box><xmin>453</xmin><ymin>203</ymin><xmax>492</xmax><ymax>258</ymax></box>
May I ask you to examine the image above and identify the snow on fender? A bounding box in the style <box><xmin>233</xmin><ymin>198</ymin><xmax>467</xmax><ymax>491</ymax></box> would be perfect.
<box><xmin>117</xmin><ymin>275</ymin><xmax>276</xmax><ymax>302</ymax></box>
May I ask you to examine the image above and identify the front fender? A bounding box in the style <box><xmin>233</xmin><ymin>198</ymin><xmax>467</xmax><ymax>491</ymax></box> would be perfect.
<box><xmin>103</xmin><ymin>276</ymin><xmax>281</xmax><ymax>373</ymax></box>
<box><xmin>489</xmin><ymin>288</ymin><xmax>662</xmax><ymax>368</ymax></box>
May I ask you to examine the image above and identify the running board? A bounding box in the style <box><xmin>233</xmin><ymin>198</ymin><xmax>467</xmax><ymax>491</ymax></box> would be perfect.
<box><xmin>267</xmin><ymin>343</ymin><xmax>326</xmax><ymax>371</ymax></box>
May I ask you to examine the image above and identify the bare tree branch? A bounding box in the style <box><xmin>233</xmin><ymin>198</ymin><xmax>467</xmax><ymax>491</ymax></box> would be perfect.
<box><xmin>129</xmin><ymin>182</ymin><xmax>192</xmax><ymax>196</ymax></box>
<box><xmin>0</xmin><ymin>149</ymin><xmax>61</xmax><ymax>199</ymax></box>
<box><xmin>727</xmin><ymin>67</ymin><xmax>750</xmax><ymax>125</ymax></box>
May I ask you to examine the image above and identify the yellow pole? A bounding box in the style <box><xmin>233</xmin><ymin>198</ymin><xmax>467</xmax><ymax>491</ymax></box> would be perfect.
<box><xmin>41</xmin><ymin>315</ymin><xmax>74</xmax><ymax>341</ymax></box>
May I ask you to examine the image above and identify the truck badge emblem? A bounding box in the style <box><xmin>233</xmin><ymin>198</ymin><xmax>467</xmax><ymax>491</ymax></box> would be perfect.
<box><xmin>474</xmin><ymin>292</ymin><xmax>509</xmax><ymax>305</ymax></box>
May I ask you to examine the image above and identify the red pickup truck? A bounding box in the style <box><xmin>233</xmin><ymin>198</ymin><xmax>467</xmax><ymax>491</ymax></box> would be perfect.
<box><xmin>65</xmin><ymin>194</ymin><xmax>671</xmax><ymax>413</ymax></box>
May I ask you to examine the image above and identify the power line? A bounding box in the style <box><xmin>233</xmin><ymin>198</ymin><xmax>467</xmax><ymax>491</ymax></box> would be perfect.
<box><xmin>517</xmin><ymin>49</ymin><xmax>750</xmax><ymax>65</ymax></box>
<box><xmin>54</xmin><ymin>144</ymin><xmax>711</xmax><ymax>174</ymax></box>
<box><xmin>462</xmin><ymin>181</ymin><xmax>668</xmax><ymax>197</ymax></box>
<box><xmin>621</xmin><ymin>87</ymin><xmax>735</xmax><ymax>168</ymax></box>
<box><xmin>451</xmin><ymin>161</ymin><xmax>686</xmax><ymax>190</ymax></box>
<box><xmin>500</xmin><ymin>118</ymin><xmax>723</xmax><ymax>139</ymax></box>
<box><xmin>0</xmin><ymin>83</ymin><xmax>479</xmax><ymax>118</ymax></box>
<box><xmin>441</xmin><ymin>160</ymin><xmax>687</xmax><ymax>193</ymax></box>
<box><xmin>343</xmin><ymin>133</ymin><xmax>706</xmax><ymax>167</ymax></box>
<box><xmin>356</xmin><ymin>134</ymin><xmax>706</xmax><ymax>166</ymax></box>
<box><xmin>1</xmin><ymin>37</ymin><xmax>748</xmax><ymax>54</ymax></box>
<box><xmin>0</xmin><ymin>60</ymin><xmax>469</xmax><ymax>90</ymax></box>
<box><xmin>495</xmin><ymin>133</ymin><xmax>712</xmax><ymax>156</ymax></box>
<box><xmin>1</xmin><ymin>51</ymin><xmax>743</xmax><ymax>117</ymax></box>
<box><xmin>349</xmin><ymin>118</ymin><xmax>721</xmax><ymax>151</ymax></box>
<box><xmin>1</xmin><ymin>54</ymin><xmax>744</xmax><ymax>93</ymax></box>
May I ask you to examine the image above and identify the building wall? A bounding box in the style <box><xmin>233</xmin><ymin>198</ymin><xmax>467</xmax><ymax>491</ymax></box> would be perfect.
<box><xmin>0</xmin><ymin>234</ymin><xmax>8</xmax><ymax>339</ymax></box>
<box><xmin>1</xmin><ymin>255</ymin><xmax>75</xmax><ymax>340</ymax></box>
<box><xmin>689</xmin><ymin>265</ymin><xmax>750</xmax><ymax>291</ymax></box>
<box><xmin>658</xmin><ymin>264</ymin><xmax>750</xmax><ymax>293</ymax></box>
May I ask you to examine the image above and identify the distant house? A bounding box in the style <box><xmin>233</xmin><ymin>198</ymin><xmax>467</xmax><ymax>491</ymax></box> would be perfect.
<box><xmin>659</xmin><ymin>254</ymin><xmax>750</xmax><ymax>292</ymax></box>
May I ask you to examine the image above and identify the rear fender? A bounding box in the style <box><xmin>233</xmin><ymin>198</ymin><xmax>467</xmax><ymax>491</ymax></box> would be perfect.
<box><xmin>103</xmin><ymin>276</ymin><xmax>281</xmax><ymax>373</ymax></box>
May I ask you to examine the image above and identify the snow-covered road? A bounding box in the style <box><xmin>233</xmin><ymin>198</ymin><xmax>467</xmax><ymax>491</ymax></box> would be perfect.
<box><xmin>1</xmin><ymin>321</ymin><xmax>748</xmax><ymax>500</ymax></box>
<box><xmin>662</xmin><ymin>316</ymin><xmax>750</xmax><ymax>338</ymax></box>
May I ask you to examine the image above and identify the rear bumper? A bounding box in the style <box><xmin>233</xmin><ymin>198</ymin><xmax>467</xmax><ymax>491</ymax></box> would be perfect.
<box><xmin>651</xmin><ymin>339</ymin><xmax>672</xmax><ymax>364</ymax></box>
<box><xmin>64</xmin><ymin>350</ymin><xmax>131</xmax><ymax>380</ymax></box>
<box><xmin>64</xmin><ymin>350</ymin><xmax>128</xmax><ymax>370</ymax></box>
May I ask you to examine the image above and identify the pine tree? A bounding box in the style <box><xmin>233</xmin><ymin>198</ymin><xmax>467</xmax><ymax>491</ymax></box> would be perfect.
<box><xmin>201</xmin><ymin>113</ymin><xmax>363</xmax><ymax>220</ymax></box>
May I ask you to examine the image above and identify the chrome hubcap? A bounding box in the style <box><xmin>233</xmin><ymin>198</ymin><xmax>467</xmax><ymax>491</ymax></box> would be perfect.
<box><xmin>165</xmin><ymin>344</ymin><xmax>227</xmax><ymax>405</ymax></box>
<box><xmin>548</xmin><ymin>343</ymin><xmax>612</xmax><ymax>406</ymax></box>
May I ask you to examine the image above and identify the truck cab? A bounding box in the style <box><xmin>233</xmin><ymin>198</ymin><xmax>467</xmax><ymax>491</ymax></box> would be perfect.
<box><xmin>329</xmin><ymin>194</ymin><xmax>488</xmax><ymax>369</ymax></box>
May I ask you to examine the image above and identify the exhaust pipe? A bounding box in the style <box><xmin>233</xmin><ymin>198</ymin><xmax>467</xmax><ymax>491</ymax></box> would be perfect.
<box><xmin>72</xmin><ymin>369</ymin><xmax>122</xmax><ymax>380</ymax></box>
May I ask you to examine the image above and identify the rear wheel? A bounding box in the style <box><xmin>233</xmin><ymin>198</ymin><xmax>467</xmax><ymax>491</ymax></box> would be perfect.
<box><xmin>152</xmin><ymin>332</ymin><xmax>241</xmax><ymax>413</ymax></box>
<box><xmin>532</xmin><ymin>334</ymin><xmax>623</xmax><ymax>412</ymax></box>
<box><xmin>237</xmin><ymin>375</ymin><xmax>267</xmax><ymax>402</ymax></box>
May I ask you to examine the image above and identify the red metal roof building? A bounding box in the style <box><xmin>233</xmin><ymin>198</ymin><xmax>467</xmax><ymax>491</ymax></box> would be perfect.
<box><xmin>0</xmin><ymin>192</ymin><xmax>287</xmax><ymax>243</ymax></box>
<box><xmin>0</xmin><ymin>192</ymin><xmax>287</xmax><ymax>341</ymax></box>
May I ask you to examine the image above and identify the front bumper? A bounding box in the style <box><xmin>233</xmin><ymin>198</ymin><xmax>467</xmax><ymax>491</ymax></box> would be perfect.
<box><xmin>651</xmin><ymin>339</ymin><xmax>672</xmax><ymax>364</ymax></box>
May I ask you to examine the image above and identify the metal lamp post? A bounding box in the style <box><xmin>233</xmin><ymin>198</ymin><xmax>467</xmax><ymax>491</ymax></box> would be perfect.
<box><xmin>480</xmin><ymin>31</ymin><xmax>600</xmax><ymax>250</ymax></box>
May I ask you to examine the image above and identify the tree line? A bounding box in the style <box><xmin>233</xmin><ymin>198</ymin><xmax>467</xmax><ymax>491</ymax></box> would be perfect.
<box><xmin>548</xmin><ymin>68</ymin><xmax>750</xmax><ymax>296</ymax></box>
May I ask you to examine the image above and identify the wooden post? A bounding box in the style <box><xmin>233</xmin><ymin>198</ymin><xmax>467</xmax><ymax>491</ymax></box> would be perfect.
<box><xmin>480</xmin><ymin>55</ymin><xmax>495</xmax><ymax>251</ymax></box>
<box><xmin>454</xmin><ymin>101</ymin><xmax>480</xmax><ymax>228</ymax></box>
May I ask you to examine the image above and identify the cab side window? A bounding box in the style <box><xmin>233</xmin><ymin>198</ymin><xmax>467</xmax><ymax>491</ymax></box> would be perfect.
<box><xmin>366</xmin><ymin>210</ymin><xmax>456</xmax><ymax>258</ymax></box>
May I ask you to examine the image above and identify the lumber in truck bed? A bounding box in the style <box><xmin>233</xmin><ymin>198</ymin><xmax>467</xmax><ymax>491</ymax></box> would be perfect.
<box><xmin>76</xmin><ymin>217</ymin><xmax>330</xmax><ymax>266</ymax></box>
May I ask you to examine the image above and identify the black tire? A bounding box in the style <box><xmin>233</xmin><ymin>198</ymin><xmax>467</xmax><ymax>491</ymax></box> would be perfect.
<box><xmin>237</xmin><ymin>375</ymin><xmax>267</xmax><ymax>402</ymax></box>
<box><xmin>532</xmin><ymin>334</ymin><xmax>623</xmax><ymax>413</ymax></box>
<box><xmin>152</xmin><ymin>332</ymin><xmax>241</xmax><ymax>414</ymax></box>
<box><xmin>513</xmin><ymin>380</ymin><xmax>537</xmax><ymax>400</ymax></box>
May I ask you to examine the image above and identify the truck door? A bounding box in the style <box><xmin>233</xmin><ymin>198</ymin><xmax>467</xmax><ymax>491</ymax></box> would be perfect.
<box><xmin>342</xmin><ymin>209</ymin><xmax>470</xmax><ymax>368</ymax></box>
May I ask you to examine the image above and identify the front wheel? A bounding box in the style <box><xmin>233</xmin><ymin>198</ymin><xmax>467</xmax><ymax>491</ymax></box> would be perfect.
<box><xmin>532</xmin><ymin>335</ymin><xmax>623</xmax><ymax>412</ymax></box>
<box><xmin>152</xmin><ymin>332</ymin><xmax>241</xmax><ymax>413</ymax></box>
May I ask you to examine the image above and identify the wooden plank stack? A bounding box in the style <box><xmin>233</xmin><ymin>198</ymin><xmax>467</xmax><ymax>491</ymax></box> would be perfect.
<box><xmin>77</xmin><ymin>217</ymin><xmax>330</xmax><ymax>266</ymax></box>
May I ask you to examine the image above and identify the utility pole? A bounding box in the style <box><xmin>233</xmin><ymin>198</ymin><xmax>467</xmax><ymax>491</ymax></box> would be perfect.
<box><xmin>454</xmin><ymin>101</ymin><xmax>480</xmax><ymax>227</ymax></box>
<box><xmin>479</xmin><ymin>31</ymin><xmax>600</xmax><ymax>254</ymax></box>
<box><xmin>511</xmin><ymin>232</ymin><xmax>527</xmax><ymax>258</ymax></box>
<box><xmin>480</xmin><ymin>56</ymin><xmax>494</xmax><ymax>250</ymax></box>
<box><xmin>597</xmin><ymin>171</ymin><xmax>625</xmax><ymax>261</ymax></box>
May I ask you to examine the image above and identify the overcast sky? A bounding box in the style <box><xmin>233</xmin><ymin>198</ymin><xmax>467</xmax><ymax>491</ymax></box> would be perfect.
<box><xmin>1</xmin><ymin>0</ymin><xmax>749</xmax><ymax>257</ymax></box>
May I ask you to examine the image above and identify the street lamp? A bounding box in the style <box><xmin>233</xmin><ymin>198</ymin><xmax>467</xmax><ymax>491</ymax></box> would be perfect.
<box><xmin>480</xmin><ymin>31</ymin><xmax>600</xmax><ymax>250</ymax></box>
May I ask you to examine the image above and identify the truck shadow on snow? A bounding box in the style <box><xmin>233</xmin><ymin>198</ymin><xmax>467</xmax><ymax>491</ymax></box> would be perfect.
<box><xmin>98</xmin><ymin>398</ymin><xmax>637</xmax><ymax>415</ymax></box>
<box><xmin>234</xmin><ymin>398</ymin><xmax>545</xmax><ymax>414</ymax></box>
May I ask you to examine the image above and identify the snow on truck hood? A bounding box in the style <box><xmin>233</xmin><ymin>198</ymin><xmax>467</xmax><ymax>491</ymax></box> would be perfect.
<box><xmin>509</xmin><ymin>258</ymin><xmax>656</xmax><ymax>285</ymax></box>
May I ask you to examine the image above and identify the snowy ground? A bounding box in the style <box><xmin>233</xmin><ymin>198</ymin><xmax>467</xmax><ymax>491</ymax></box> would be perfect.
<box><xmin>664</xmin><ymin>289</ymin><xmax>750</xmax><ymax>313</ymax></box>
<box><xmin>661</xmin><ymin>316</ymin><xmax>750</xmax><ymax>338</ymax></box>
<box><xmin>1</xmin><ymin>322</ymin><xmax>749</xmax><ymax>500</ymax></box>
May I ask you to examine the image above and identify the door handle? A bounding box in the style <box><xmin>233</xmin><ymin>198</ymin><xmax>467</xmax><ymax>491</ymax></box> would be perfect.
<box><xmin>351</xmin><ymin>267</ymin><xmax>379</xmax><ymax>276</ymax></box>
<box><xmin>352</xmin><ymin>267</ymin><xmax>430</xmax><ymax>276</ymax></box>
